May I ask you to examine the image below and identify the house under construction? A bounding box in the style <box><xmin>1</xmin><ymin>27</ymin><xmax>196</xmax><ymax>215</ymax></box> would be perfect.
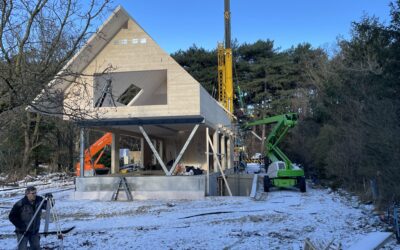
<box><xmin>29</xmin><ymin>6</ymin><xmax>238</xmax><ymax>200</ymax></box>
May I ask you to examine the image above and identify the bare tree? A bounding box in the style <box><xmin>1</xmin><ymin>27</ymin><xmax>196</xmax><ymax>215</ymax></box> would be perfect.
<box><xmin>0</xmin><ymin>0</ymin><xmax>111</xmax><ymax>174</ymax></box>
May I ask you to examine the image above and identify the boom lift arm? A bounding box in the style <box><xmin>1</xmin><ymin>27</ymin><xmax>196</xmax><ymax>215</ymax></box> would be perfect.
<box><xmin>245</xmin><ymin>113</ymin><xmax>297</xmax><ymax>169</ymax></box>
<box><xmin>245</xmin><ymin>113</ymin><xmax>306</xmax><ymax>192</ymax></box>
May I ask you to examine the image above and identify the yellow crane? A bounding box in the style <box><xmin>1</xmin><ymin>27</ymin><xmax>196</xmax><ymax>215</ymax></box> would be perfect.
<box><xmin>218</xmin><ymin>0</ymin><xmax>234</xmax><ymax>114</ymax></box>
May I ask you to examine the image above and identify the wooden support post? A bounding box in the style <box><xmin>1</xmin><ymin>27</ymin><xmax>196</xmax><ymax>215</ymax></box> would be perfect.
<box><xmin>213</xmin><ymin>130</ymin><xmax>220</xmax><ymax>173</ymax></box>
<box><xmin>206</xmin><ymin>127</ymin><xmax>210</xmax><ymax>196</ymax></box>
<box><xmin>140</xmin><ymin>138</ymin><xmax>144</xmax><ymax>168</ymax></box>
<box><xmin>227</xmin><ymin>135</ymin><xmax>233</xmax><ymax>169</ymax></box>
<box><xmin>221</xmin><ymin>134</ymin><xmax>226</xmax><ymax>170</ymax></box>
<box><xmin>169</xmin><ymin>124</ymin><xmax>199</xmax><ymax>175</ymax></box>
<box><xmin>151</xmin><ymin>139</ymin><xmax>157</xmax><ymax>165</ymax></box>
<box><xmin>207</xmin><ymin>136</ymin><xmax>232</xmax><ymax>196</ymax></box>
<box><xmin>250</xmin><ymin>174</ymin><xmax>258</xmax><ymax>198</ymax></box>
<box><xmin>79</xmin><ymin>128</ymin><xmax>85</xmax><ymax>177</ymax></box>
<box><xmin>139</xmin><ymin>126</ymin><xmax>169</xmax><ymax>175</ymax></box>
<box><xmin>159</xmin><ymin>140</ymin><xmax>163</xmax><ymax>164</ymax></box>
<box><xmin>111</xmin><ymin>132</ymin><xmax>120</xmax><ymax>174</ymax></box>
<box><xmin>251</xmin><ymin>130</ymin><xmax>263</xmax><ymax>141</ymax></box>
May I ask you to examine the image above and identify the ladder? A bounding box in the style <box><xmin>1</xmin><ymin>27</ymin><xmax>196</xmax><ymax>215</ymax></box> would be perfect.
<box><xmin>95</xmin><ymin>79</ymin><xmax>116</xmax><ymax>108</ymax></box>
<box><xmin>111</xmin><ymin>177</ymin><xmax>133</xmax><ymax>201</ymax></box>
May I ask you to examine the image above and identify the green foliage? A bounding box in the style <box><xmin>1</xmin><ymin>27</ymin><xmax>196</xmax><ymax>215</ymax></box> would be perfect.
<box><xmin>305</xmin><ymin>1</ymin><xmax>400</xmax><ymax>204</ymax></box>
<box><xmin>0</xmin><ymin>0</ymin><xmax>397</xmax><ymax>208</ymax></box>
<box><xmin>171</xmin><ymin>2</ymin><xmax>400</xmax><ymax>206</ymax></box>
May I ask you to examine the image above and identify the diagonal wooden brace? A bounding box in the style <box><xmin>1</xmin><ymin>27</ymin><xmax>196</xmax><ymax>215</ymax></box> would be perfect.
<box><xmin>169</xmin><ymin>124</ymin><xmax>199</xmax><ymax>175</ymax></box>
<box><xmin>207</xmin><ymin>135</ymin><xmax>232</xmax><ymax>196</ymax></box>
<box><xmin>139</xmin><ymin>126</ymin><xmax>169</xmax><ymax>175</ymax></box>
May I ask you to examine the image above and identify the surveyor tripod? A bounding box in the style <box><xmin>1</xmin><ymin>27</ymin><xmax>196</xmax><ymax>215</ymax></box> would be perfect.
<box><xmin>16</xmin><ymin>193</ymin><xmax>64</xmax><ymax>250</ymax></box>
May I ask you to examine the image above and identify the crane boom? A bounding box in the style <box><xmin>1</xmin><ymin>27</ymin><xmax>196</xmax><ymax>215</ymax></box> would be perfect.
<box><xmin>218</xmin><ymin>0</ymin><xmax>234</xmax><ymax>113</ymax></box>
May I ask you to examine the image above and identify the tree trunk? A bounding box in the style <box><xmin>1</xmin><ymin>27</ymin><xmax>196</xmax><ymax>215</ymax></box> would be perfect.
<box><xmin>22</xmin><ymin>112</ymin><xmax>42</xmax><ymax>172</ymax></box>
<box><xmin>22</xmin><ymin>113</ymin><xmax>32</xmax><ymax>170</ymax></box>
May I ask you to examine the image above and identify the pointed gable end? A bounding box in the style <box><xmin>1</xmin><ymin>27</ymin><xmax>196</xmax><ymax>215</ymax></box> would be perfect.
<box><xmin>29</xmin><ymin>6</ymin><xmax>230</xmax><ymax>129</ymax></box>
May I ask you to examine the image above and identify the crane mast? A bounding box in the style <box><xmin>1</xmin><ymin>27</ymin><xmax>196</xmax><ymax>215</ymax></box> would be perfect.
<box><xmin>218</xmin><ymin>0</ymin><xmax>234</xmax><ymax>114</ymax></box>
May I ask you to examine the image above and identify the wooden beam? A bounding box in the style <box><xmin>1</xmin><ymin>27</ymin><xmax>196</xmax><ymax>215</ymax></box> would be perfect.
<box><xmin>79</xmin><ymin>128</ymin><xmax>85</xmax><ymax>177</ymax></box>
<box><xmin>221</xmin><ymin>134</ymin><xmax>226</xmax><ymax>170</ymax></box>
<box><xmin>94</xmin><ymin>127</ymin><xmax>159</xmax><ymax>140</ymax></box>
<box><xmin>250</xmin><ymin>174</ymin><xmax>258</xmax><ymax>198</ymax></box>
<box><xmin>111</xmin><ymin>132</ymin><xmax>120</xmax><ymax>174</ymax></box>
<box><xmin>213</xmin><ymin>130</ymin><xmax>220</xmax><ymax>173</ymax></box>
<box><xmin>169</xmin><ymin>124</ymin><xmax>199</xmax><ymax>175</ymax></box>
<box><xmin>207</xmin><ymin>136</ymin><xmax>232</xmax><ymax>196</ymax></box>
<box><xmin>206</xmin><ymin>127</ymin><xmax>210</xmax><ymax>195</ymax></box>
<box><xmin>139</xmin><ymin>126</ymin><xmax>169</xmax><ymax>175</ymax></box>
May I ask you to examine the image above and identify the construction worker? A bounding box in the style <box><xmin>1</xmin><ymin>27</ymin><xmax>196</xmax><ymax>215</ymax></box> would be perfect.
<box><xmin>8</xmin><ymin>186</ymin><xmax>51</xmax><ymax>250</ymax></box>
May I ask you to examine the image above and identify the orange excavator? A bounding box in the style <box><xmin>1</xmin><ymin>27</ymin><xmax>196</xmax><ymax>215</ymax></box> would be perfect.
<box><xmin>76</xmin><ymin>132</ymin><xmax>112</xmax><ymax>176</ymax></box>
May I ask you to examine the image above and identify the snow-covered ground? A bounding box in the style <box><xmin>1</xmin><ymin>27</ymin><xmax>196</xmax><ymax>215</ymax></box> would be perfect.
<box><xmin>0</xmin><ymin>175</ymin><xmax>398</xmax><ymax>249</ymax></box>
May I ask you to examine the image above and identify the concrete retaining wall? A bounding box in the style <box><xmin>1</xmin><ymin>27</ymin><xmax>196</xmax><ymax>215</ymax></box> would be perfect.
<box><xmin>207</xmin><ymin>172</ymin><xmax>221</xmax><ymax>196</ymax></box>
<box><xmin>74</xmin><ymin>175</ymin><xmax>205</xmax><ymax>200</ymax></box>
<box><xmin>206</xmin><ymin>172</ymin><xmax>256</xmax><ymax>196</ymax></box>
<box><xmin>73</xmin><ymin>172</ymin><xmax>255</xmax><ymax>200</ymax></box>
<box><xmin>225</xmin><ymin>174</ymin><xmax>255</xmax><ymax>196</ymax></box>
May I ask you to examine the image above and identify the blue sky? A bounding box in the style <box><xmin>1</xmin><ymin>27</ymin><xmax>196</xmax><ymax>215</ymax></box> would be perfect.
<box><xmin>111</xmin><ymin>0</ymin><xmax>392</xmax><ymax>54</ymax></box>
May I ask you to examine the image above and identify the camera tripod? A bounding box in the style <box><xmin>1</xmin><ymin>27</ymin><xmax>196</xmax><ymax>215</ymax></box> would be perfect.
<box><xmin>17</xmin><ymin>194</ymin><xmax>64</xmax><ymax>250</ymax></box>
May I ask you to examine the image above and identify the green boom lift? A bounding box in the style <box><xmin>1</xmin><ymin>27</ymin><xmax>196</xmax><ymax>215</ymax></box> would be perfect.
<box><xmin>245</xmin><ymin>113</ymin><xmax>306</xmax><ymax>192</ymax></box>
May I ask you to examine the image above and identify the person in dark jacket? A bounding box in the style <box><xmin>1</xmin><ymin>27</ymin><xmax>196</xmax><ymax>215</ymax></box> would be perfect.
<box><xmin>9</xmin><ymin>186</ymin><xmax>48</xmax><ymax>250</ymax></box>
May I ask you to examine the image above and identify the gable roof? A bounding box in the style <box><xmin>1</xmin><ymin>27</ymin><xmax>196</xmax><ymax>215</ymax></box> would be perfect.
<box><xmin>29</xmin><ymin>6</ymin><xmax>139</xmax><ymax>110</ymax></box>
<box><xmin>28</xmin><ymin>5</ymin><xmax>232</xmax><ymax>131</ymax></box>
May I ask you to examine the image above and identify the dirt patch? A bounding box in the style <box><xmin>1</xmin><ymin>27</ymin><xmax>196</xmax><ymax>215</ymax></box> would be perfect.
<box><xmin>135</xmin><ymin>225</ymin><xmax>159</xmax><ymax>232</ymax></box>
<box><xmin>59</xmin><ymin>212</ymin><xmax>92</xmax><ymax>220</ymax></box>
<box><xmin>209</xmin><ymin>213</ymin><xmax>286</xmax><ymax>225</ymax></box>
<box><xmin>267</xmin><ymin>231</ymin><xmax>296</xmax><ymax>240</ymax></box>
<box><xmin>136</xmin><ymin>205</ymin><xmax>153</xmax><ymax>214</ymax></box>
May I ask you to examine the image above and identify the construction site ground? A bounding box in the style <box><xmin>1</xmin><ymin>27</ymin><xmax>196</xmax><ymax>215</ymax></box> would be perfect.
<box><xmin>0</xmin><ymin>173</ymin><xmax>398</xmax><ymax>249</ymax></box>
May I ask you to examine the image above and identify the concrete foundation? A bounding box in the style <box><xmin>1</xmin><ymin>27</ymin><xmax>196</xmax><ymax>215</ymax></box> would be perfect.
<box><xmin>74</xmin><ymin>175</ymin><xmax>205</xmax><ymax>200</ymax></box>
<box><xmin>205</xmin><ymin>172</ymin><xmax>261</xmax><ymax>197</ymax></box>
<box><xmin>227</xmin><ymin>174</ymin><xmax>254</xmax><ymax>196</ymax></box>
<box><xmin>74</xmin><ymin>171</ymin><xmax>260</xmax><ymax>201</ymax></box>
<box><xmin>221</xmin><ymin>173</ymin><xmax>262</xmax><ymax>196</ymax></box>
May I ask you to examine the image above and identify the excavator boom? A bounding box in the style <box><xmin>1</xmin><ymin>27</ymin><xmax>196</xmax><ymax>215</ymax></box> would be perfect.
<box><xmin>76</xmin><ymin>132</ymin><xmax>112</xmax><ymax>176</ymax></box>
